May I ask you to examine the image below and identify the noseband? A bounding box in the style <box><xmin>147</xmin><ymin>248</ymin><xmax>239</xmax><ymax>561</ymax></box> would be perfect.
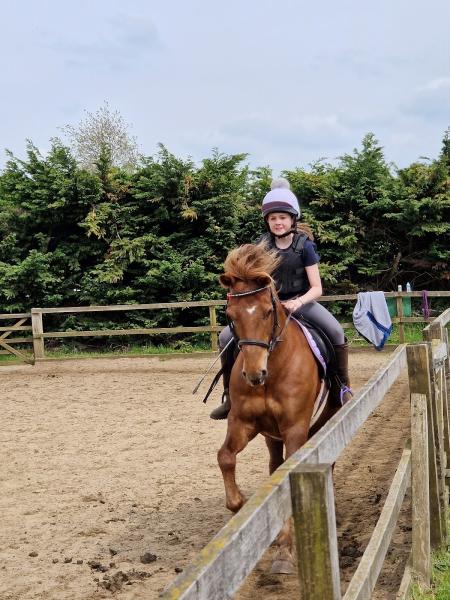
<box><xmin>226</xmin><ymin>285</ymin><xmax>286</xmax><ymax>353</ymax></box>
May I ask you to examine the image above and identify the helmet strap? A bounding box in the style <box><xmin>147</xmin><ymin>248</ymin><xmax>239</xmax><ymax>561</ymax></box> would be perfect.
<box><xmin>272</xmin><ymin>227</ymin><xmax>296</xmax><ymax>239</ymax></box>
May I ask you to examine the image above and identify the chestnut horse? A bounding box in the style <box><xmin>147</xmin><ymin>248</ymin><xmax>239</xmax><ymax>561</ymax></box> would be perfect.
<box><xmin>217</xmin><ymin>243</ymin><xmax>337</xmax><ymax>574</ymax></box>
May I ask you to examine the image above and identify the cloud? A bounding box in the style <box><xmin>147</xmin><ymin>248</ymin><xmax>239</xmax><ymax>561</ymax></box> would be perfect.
<box><xmin>403</xmin><ymin>76</ymin><xmax>450</xmax><ymax>120</ymax></box>
<box><xmin>319</xmin><ymin>51</ymin><xmax>384</xmax><ymax>79</ymax></box>
<box><xmin>220</xmin><ymin>113</ymin><xmax>349</xmax><ymax>150</ymax></box>
<box><xmin>170</xmin><ymin>112</ymin><xmax>356</xmax><ymax>173</ymax></box>
<box><xmin>49</xmin><ymin>14</ymin><xmax>163</xmax><ymax>71</ymax></box>
<box><xmin>418</xmin><ymin>77</ymin><xmax>450</xmax><ymax>92</ymax></box>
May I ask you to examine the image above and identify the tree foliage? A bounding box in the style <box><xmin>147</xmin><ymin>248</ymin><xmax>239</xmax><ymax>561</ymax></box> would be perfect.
<box><xmin>59</xmin><ymin>102</ymin><xmax>139</xmax><ymax>171</ymax></box>
<box><xmin>0</xmin><ymin>132</ymin><xmax>449</xmax><ymax>325</ymax></box>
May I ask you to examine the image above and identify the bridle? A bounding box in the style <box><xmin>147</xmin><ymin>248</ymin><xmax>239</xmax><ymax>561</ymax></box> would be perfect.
<box><xmin>226</xmin><ymin>285</ymin><xmax>291</xmax><ymax>353</ymax></box>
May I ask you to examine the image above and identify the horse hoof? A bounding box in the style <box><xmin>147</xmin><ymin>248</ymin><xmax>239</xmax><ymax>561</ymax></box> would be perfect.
<box><xmin>226</xmin><ymin>495</ymin><xmax>246</xmax><ymax>513</ymax></box>
<box><xmin>270</xmin><ymin>559</ymin><xmax>294</xmax><ymax>574</ymax></box>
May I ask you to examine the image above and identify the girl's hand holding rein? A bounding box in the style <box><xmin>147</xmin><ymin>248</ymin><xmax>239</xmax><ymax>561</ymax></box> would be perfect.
<box><xmin>281</xmin><ymin>297</ymin><xmax>304</xmax><ymax>313</ymax></box>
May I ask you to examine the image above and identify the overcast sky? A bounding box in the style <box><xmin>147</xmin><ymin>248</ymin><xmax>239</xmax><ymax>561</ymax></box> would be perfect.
<box><xmin>1</xmin><ymin>0</ymin><xmax>449</xmax><ymax>173</ymax></box>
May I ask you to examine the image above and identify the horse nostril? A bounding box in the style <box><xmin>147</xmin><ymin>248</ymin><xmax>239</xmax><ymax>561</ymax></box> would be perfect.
<box><xmin>261</xmin><ymin>369</ymin><xmax>267</xmax><ymax>378</ymax></box>
<box><xmin>242</xmin><ymin>371</ymin><xmax>247</xmax><ymax>379</ymax></box>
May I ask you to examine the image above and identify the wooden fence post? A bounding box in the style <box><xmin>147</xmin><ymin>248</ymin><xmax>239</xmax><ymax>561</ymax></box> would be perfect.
<box><xmin>445</xmin><ymin>327</ymin><xmax>450</xmax><ymax>370</ymax></box>
<box><xmin>424</xmin><ymin>322</ymin><xmax>450</xmax><ymax>517</ymax></box>
<box><xmin>407</xmin><ymin>343</ymin><xmax>444</xmax><ymax>549</ymax></box>
<box><xmin>396</xmin><ymin>292</ymin><xmax>405</xmax><ymax>344</ymax></box>
<box><xmin>433</xmin><ymin>340</ymin><xmax>449</xmax><ymax>512</ymax></box>
<box><xmin>411</xmin><ymin>393</ymin><xmax>431</xmax><ymax>586</ymax></box>
<box><xmin>290</xmin><ymin>463</ymin><xmax>341</xmax><ymax>600</ymax></box>
<box><xmin>428</xmin><ymin>324</ymin><xmax>450</xmax><ymax>440</ymax></box>
<box><xmin>31</xmin><ymin>308</ymin><xmax>45</xmax><ymax>360</ymax></box>
<box><xmin>441</xmin><ymin>329</ymin><xmax>450</xmax><ymax>495</ymax></box>
<box><xmin>208</xmin><ymin>306</ymin><xmax>218</xmax><ymax>352</ymax></box>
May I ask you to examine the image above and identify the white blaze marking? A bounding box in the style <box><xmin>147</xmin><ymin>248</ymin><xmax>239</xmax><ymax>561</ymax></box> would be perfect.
<box><xmin>246</xmin><ymin>305</ymin><xmax>257</xmax><ymax>315</ymax></box>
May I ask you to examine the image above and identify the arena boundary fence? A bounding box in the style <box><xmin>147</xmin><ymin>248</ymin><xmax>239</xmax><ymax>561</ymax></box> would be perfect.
<box><xmin>0</xmin><ymin>291</ymin><xmax>449</xmax><ymax>363</ymax></box>
<box><xmin>1</xmin><ymin>305</ymin><xmax>448</xmax><ymax>597</ymax></box>
<box><xmin>162</xmin><ymin>308</ymin><xmax>450</xmax><ymax>600</ymax></box>
<box><xmin>0</xmin><ymin>312</ymin><xmax>34</xmax><ymax>364</ymax></box>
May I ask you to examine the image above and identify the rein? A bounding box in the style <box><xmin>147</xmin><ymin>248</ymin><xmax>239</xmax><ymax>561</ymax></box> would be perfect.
<box><xmin>227</xmin><ymin>285</ymin><xmax>291</xmax><ymax>353</ymax></box>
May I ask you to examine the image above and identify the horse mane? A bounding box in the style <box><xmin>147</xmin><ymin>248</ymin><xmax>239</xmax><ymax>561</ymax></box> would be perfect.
<box><xmin>297</xmin><ymin>222</ymin><xmax>314</xmax><ymax>240</ymax></box>
<box><xmin>222</xmin><ymin>242</ymin><xmax>281</xmax><ymax>283</ymax></box>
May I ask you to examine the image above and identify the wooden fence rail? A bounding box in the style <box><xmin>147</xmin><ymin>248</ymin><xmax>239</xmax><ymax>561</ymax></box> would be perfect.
<box><xmin>163</xmin><ymin>308</ymin><xmax>450</xmax><ymax>600</ymax></box>
<box><xmin>1</xmin><ymin>300</ymin><xmax>449</xmax><ymax>596</ymax></box>
<box><xmin>162</xmin><ymin>345</ymin><xmax>407</xmax><ymax>599</ymax></box>
<box><xmin>0</xmin><ymin>291</ymin><xmax>449</xmax><ymax>363</ymax></box>
<box><xmin>343</xmin><ymin>447</ymin><xmax>412</xmax><ymax>600</ymax></box>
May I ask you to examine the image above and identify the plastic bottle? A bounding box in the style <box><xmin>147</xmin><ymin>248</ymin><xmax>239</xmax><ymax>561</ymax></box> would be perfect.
<box><xmin>404</xmin><ymin>282</ymin><xmax>412</xmax><ymax>316</ymax></box>
<box><xmin>398</xmin><ymin>284</ymin><xmax>402</xmax><ymax>292</ymax></box>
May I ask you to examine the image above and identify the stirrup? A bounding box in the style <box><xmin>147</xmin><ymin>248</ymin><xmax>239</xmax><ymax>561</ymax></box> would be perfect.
<box><xmin>340</xmin><ymin>385</ymin><xmax>353</xmax><ymax>405</ymax></box>
<box><xmin>336</xmin><ymin>375</ymin><xmax>353</xmax><ymax>405</ymax></box>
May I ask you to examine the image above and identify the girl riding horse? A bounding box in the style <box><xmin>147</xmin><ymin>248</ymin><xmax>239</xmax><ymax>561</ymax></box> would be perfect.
<box><xmin>210</xmin><ymin>178</ymin><xmax>350</xmax><ymax>419</ymax></box>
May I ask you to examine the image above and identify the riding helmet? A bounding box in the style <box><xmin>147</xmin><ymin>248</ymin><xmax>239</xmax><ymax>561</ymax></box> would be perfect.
<box><xmin>261</xmin><ymin>178</ymin><xmax>300</xmax><ymax>219</ymax></box>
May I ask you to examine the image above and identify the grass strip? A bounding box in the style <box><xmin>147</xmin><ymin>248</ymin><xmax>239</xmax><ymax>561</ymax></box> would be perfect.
<box><xmin>411</xmin><ymin>513</ymin><xmax>450</xmax><ymax>599</ymax></box>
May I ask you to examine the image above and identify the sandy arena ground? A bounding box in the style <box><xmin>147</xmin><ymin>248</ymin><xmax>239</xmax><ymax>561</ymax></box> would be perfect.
<box><xmin>1</xmin><ymin>349</ymin><xmax>410</xmax><ymax>600</ymax></box>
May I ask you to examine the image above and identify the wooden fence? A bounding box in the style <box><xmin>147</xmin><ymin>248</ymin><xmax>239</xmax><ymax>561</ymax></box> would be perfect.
<box><xmin>0</xmin><ymin>291</ymin><xmax>449</xmax><ymax>363</ymax></box>
<box><xmin>0</xmin><ymin>312</ymin><xmax>34</xmax><ymax>364</ymax></box>
<box><xmin>161</xmin><ymin>308</ymin><xmax>450</xmax><ymax>600</ymax></box>
<box><xmin>1</xmin><ymin>299</ymin><xmax>449</xmax><ymax>596</ymax></box>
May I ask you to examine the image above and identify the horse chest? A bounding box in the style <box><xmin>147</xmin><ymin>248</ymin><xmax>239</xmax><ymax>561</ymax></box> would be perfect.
<box><xmin>256</xmin><ymin>397</ymin><xmax>284</xmax><ymax>439</ymax></box>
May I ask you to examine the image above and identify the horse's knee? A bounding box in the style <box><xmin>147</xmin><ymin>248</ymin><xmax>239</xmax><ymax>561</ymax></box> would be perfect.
<box><xmin>217</xmin><ymin>446</ymin><xmax>235</xmax><ymax>472</ymax></box>
<box><xmin>218</xmin><ymin>446</ymin><xmax>245</xmax><ymax>512</ymax></box>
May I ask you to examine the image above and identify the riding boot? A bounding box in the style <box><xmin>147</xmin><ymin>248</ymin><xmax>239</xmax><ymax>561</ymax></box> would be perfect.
<box><xmin>209</xmin><ymin>388</ymin><xmax>231</xmax><ymax>420</ymax></box>
<box><xmin>330</xmin><ymin>340</ymin><xmax>352</xmax><ymax>406</ymax></box>
<box><xmin>210</xmin><ymin>343</ymin><xmax>234</xmax><ymax>420</ymax></box>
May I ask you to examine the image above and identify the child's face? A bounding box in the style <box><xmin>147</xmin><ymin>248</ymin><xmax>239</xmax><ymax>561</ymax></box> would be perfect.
<box><xmin>267</xmin><ymin>212</ymin><xmax>293</xmax><ymax>236</ymax></box>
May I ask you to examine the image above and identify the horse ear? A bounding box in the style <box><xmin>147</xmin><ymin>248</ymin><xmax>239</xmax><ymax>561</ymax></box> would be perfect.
<box><xmin>256</xmin><ymin>275</ymin><xmax>272</xmax><ymax>287</ymax></box>
<box><xmin>219</xmin><ymin>274</ymin><xmax>235</xmax><ymax>289</ymax></box>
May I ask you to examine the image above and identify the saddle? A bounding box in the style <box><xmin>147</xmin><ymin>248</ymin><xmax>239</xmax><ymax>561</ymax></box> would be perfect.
<box><xmin>292</xmin><ymin>315</ymin><xmax>336</xmax><ymax>381</ymax></box>
<box><xmin>202</xmin><ymin>315</ymin><xmax>337</xmax><ymax>405</ymax></box>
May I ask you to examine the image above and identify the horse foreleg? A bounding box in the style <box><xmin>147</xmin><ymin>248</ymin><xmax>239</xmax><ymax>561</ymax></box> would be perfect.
<box><xmin>271</xmin><ymin>423</ymin><xmax>310</xmax><ymax>575</ymax></box>
<box><xmin>283</xmin><ymin>423</ymin><xmax>309</xmax><ymax>458</ymax></box>
<box><xmin>265</xmin><ymin>437</ymin><xmax>284</xmax><ymax>475</ymax></box>
<box><xmin>218</xmin><ymin>419</ymin><xmax>256</xmax><ymax>513</ymax></box>
<box><xmin>265</xmin><ymin>437</ymin><xmax>292</xmax><ymax>574</ymax></box>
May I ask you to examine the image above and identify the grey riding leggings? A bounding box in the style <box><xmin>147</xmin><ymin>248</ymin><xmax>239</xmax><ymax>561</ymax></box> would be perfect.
<box><xmin>219</xmin><ymin>300</ymin><xmax>345</xmax><ymax>349</ymax></box>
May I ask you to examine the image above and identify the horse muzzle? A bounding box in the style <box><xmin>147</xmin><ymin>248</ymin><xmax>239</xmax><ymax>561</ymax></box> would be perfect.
<box><xmin>242</xmin><ymin>368</ymin><xmax>267</xmax><ymax>387</ymax></box>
